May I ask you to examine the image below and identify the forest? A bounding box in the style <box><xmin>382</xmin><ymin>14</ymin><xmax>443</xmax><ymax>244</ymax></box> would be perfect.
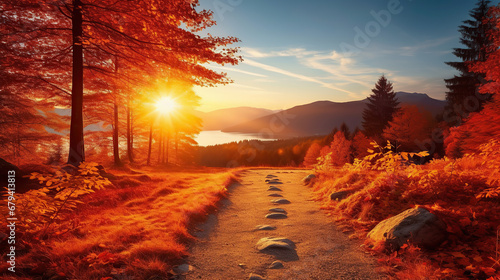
<box><xmin>1</xmin><ymin>0</ymin><xmax>500</xmax><ymax>279</ymax></box>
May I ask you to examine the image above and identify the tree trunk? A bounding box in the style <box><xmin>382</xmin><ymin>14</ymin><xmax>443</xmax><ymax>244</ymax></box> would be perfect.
<box><xmin>158</xmin><ymin>126</ymin><xmax>162</xmax><ymax>164</ymax></box>
<box><xmin>147</xmin><ymin>120</ymin><xmax>153</xmax><ymax>165</ymax></box>
<box><xmin>126</xmin><ymin>97</ymin><xmax>134</xmax><ymax>163</ymax></box>
<box><xmin>175</xmin><ymin>131</ymin><xmax>178</xmax><ymax>164</ymax></box>
<box><xmin>166</xmin><ymin>133</ymin><xmax>169</xmax><ymax>164</ymax></box>
<box><xmin>113</xmin><ymin>98</ymin><xmax>122</xmax><ymax>166</ymax></box>
<box><xmin>67</xmin><ymin>0</ymin><xmax>85</xmax><ymax>166</ymax></box>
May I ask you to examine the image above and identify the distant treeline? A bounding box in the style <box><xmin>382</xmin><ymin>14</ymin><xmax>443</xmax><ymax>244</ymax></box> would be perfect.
<box><xmin>196</xmin><ymin>135</ymin><xmax>326</xmax><ymax>167</ymax></box>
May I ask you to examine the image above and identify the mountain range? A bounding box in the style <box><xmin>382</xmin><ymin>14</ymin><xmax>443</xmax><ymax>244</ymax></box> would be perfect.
<box><xmin>200</xmin><ymin>92</ymin><xmax>446</xmax><ymax>138</ymax></box>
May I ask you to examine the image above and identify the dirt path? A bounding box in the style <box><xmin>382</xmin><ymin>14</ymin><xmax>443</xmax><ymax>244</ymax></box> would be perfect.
<box><xmin>182</xmin><ymin>169</ymin><xmax>381</xmax><ymax>280</ymax></box>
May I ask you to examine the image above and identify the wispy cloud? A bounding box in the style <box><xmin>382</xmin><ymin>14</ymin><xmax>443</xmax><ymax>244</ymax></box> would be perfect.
<box><xmin>397</xmin><ymin>36</ymin><xmax>457</xmax><ymax>56</ymax></box>
<box><xmin>242</xmin><ymin>47</ymin><xmax>319</xmax><ymax>58</ymax></box>
<box><xmin>244</xmin><ymin>58</ymin><xmax>358</xmax><ymax>96</ymax></box>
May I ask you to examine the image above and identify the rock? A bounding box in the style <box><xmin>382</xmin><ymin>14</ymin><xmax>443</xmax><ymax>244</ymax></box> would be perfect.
<box><xmin>268</xmin><ymin>193</ymin><xmax>283</xmax><ymax>197</ymax></box>
<box><xmin>330</xmin><ymin>190</ymin><xmax>351</xmax><ymax>201</ymax></box>
<box><xmin>265</xmin><ymin>213</ymin><xmax>287</xmax><ymax>219</ymax></box>
<box><xmin>268</xmin><ymin>186</ymin><xmax>282</xmax><ymax>191</ymax></box>
<box><xmin>302</xmin><ymin>174</ymin><xmax>316</xmax><ymax>185</ymax></box>
<box><xmin>266</xmin><ymin>174</ymin><xmax>277</xmax><ymax>178</ymax></box>
<box><xmin>249</xmin><ymin>273</ymin><xmax>266</xmax><ymax>280</ymax></box>
<box><xmin>255</xmin><ymin>225</ymin><xmax>276</xmax><ymax>231</ymax></box>
<box><xmin>269</xmin><ymin>208</ymin><xmax>287</xmax><ymax>213</ymax></box>
<box><xmin>238</xmin><ymin>263</ymin><xmax>247</xmax><ymax>269</ymax></box>
<box><xmin>367</xmin><ymin>207</ymin><xmax>447</xmax><ymax>250</ymax></box>
<box><xmin>267</xmin><ymin>181</ymin><xmax>283</xmax><ymax>185</ymax></box>
<box><xmin>271</xmin><ymin>199</ymin><xmax>291</xmax><ymax>204</ymax></box>
<box><xmin>173</xmin><ymin>264</ymin><xmax>193</xmax><ymax>275</ymax></box>
<box><xmin>256</xmin><ymin>237</ymin><xmax>296</xmax><ymax>251</ymax></box>
<box><xmin>268</xmin><ymin>261</ymin><xmax>284</xmax><ymax>269</ymax></box>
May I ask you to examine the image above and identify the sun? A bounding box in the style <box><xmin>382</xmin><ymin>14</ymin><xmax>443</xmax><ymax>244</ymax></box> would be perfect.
<box><xmin>155</xmin><ymin>96</ymin><xmax>178</xmax><ymax>116</ymax></box>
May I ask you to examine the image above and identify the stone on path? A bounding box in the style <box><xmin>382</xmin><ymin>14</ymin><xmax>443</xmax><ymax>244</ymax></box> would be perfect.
<box><xmin>268</xmin><ymin>261</ymin><xmax>284</xmax><ymax>269</ymax></box>
<box><xmin>271</xmin><ymin>198</ymin><xmax>291</xmax><ymax>204</ymax></box>
<box><xmin>266</xmin><ymin>174</ymin><xmax>277</xmax><ymax>178</ymax></box>
<box><xmin>367</xmin><ymin>207</ymin><xmax>447</xmax><ymax>250</ymax></box>
<box><xmin>256</xmin><ymin>237</ymin><xmax>296</xmax><ymax>251</ymax></box>
<box><xmin>265</xmin><ymin>213</ymin><xmax>288</xmax><ymax>219</ymax></box>
<box><xmin>248</xmin><ymin>273</ymin><xmax>266</xmax><ymax>280</ymax></box>
<box><xmin>255</xmin><ymin>225</ymin><xmax>276</xmax><ymax>231</ymax></box>
<box><xmin>268</xmin><ymin>193</ymin><xmax>283</xmax><ymax>197</ymax></box>
<box><xmin>268</xmin><ymin>186</ymin><xmax>282</xmax><ymax>191</ymax></box>
<box><xmin>269</xmin><ymin>208</ymin><xmax>287</xmax><ymax>213</ymax></box>
<box><xmin>267</xmin><ymin>181</ymin><xmax>283</xmax><ymax>185</ymax></box>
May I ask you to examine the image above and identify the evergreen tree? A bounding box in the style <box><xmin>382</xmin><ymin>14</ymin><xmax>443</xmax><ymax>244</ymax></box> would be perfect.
<box><xmin>444</xmin><ymin>0</ymin><xmax>494</xmax><ymax>121</ymax></box>
<box><xmin>362</xmin><ymin>75</ymin><xmax>400</xmax><ymax>137</ymax></box>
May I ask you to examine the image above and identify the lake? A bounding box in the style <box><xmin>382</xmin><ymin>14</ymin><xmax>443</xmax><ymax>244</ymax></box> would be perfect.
<box><xmin>195</xmin><ymin>130</ymin><xmax>276</xmax><ymax>146</ymax></box>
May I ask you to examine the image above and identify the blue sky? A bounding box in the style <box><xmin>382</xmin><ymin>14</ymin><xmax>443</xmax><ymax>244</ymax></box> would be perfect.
<box><xmin>195</xmin><ymin>0</ymin><xmax>499</xmax><ymax>112</ymax></box>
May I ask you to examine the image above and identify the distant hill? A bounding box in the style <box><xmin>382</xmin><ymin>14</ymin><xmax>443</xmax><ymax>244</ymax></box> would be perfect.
<box><xmin>197</xmin><ymin>107</ymin><xmax>277</xmax><ymax>131</ymax></box>
<box><xmin>221</xmin><ymin>92</ymin><xmax>445</xmax><ymax>137</ymax></box>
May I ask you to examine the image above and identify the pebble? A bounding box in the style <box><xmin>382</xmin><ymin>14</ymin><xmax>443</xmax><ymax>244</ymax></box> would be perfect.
<box><xmin>265</xmin><ymin>213</ymin><xmax>287</xmax><ymax>219</ymax></box>
<box><xmin>268</xmin><ymin>193</ymin><xmax>283</xmax><ymax>197</ymax></box>
<box><xmin>268</xmin><ymin>186</ymin><xmax>282</xmax><ymax>191</ymax></box>
<box><xmin>271</xmin><ymin>198</ymin><xmax>291</xmax><ymax>204</ymax></box>
<box><xmin>249</xmin><ymin>273</ymin><xmax>266</xmax><ymax>280</ymax></box>
<box><xmin>267</xmin><ymin>181</ymin><xmax>283</xmax><ymax>185</ymax></box>
<box><xmin>255</xmin><ymin>225</ymin><xmax>276</xmax><ymax>231</ymax></box>
<box><xmin>268</xmin><ymin>261</ymin><xmax>284</xmax><ymax>269</ymax></box>
<box><xmin>256</xmin><ymin>237</ymin><xmax>296</xmax><ymax>251</ymax></box>
<box><xmin>269</xmin><ymin>208</ymin><xmax>287</xmax><ymax>213</ymax></box>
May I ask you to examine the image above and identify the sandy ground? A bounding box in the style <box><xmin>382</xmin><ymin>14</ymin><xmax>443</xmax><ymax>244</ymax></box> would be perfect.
<box><xmin>182</xmin><ymin>169</ymin><xmax>381</xmax><ymax>280</ymax></box>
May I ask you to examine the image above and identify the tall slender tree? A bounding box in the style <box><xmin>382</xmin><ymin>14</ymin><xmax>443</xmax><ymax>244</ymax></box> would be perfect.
<box><xmin>444</xmin><ymin>0</ymin><xmax>494</xmax><ymax>121</ymax></box>
<box><xmin>362</xmin><ymin>75</ymin><xmax>400</xmax><ymax>138</ymax></box>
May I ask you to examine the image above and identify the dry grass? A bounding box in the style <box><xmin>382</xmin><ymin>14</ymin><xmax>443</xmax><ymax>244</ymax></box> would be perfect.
<box><xmin>310</xmin><ymin>153</ymin><xmax>500</xmax><ymax>279</ymax></box>
<box><xmin>4</xmin><ymin>167</ymin><xmax>241</xmax><ymax>279</ymax></box>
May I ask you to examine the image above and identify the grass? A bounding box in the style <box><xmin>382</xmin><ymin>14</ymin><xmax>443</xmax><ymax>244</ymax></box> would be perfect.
<box><xmin>1</xmin><ymin>166</ymin><xmax>241</xmax><ymax>279</ymax></box>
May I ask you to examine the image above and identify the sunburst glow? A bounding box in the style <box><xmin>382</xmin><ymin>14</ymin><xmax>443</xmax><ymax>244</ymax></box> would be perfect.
<box><xmin>155</xmin><ymin>96</ymin><xmax>178</xmax><ymax>116</ymax></box>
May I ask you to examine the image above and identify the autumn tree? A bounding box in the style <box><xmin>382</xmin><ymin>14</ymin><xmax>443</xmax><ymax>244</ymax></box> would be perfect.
<box><xmin>444</xmin><ymin>0</ymin><xmax>494</xmax><ymax>122</ymax></box>
<box><xmin>362</xmin><ymin>75</ymin><xmax>400</xmax><ymax>138</ymax></box>
<box><xmin>329</xmin><ymin>131</ymin><xmax>352</xmax><ymax>166</ymax></box>
<box><xmin>352</xmin><ymin>131</ymin><xmax>372</xmax><ymax>159</ymax></box>
<box><xmin>1</xmin><ymin>0</ymin><xmax>241</xmax><ymax>166</ymax></box>
<box><xmin>303</xmin><ymin>142</ymin><xmax>322</xmax><ymax>167</ymax></box>
<box><xmin>445</xmin><ymin>5</ymin><xmax>500</xmax><ymax>157</ymax></box>
<box><xmin>382</xmin><ymin>105</ymin><xmax>434</xmax><ymax>151</ymax></box>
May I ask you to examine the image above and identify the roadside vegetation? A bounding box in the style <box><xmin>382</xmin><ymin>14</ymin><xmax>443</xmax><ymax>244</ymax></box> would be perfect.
<box><xmin>0</xmin><ymin>164</ymin><xmax>240</xmax><ymax>279</ymax></box>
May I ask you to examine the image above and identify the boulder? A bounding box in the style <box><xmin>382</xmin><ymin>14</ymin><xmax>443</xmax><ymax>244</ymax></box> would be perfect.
<box><xmin>302</xmin><ymin>174</ymin><xmax>316</xmax><ymax>185</ymax></box>
<box><xmin>330</xmin><ymin>190</ymin><xmax>351</xmax><ymax>201</ymax></box>
<box><xmin>367</xmin><ymin>208</ymin><xmax>447</xmax><ymax>250</ymax></box>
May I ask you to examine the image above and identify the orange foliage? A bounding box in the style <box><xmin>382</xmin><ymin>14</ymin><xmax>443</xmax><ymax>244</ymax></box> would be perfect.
<box><xmin>311</xmin><ymin>140</ymin><xmax>500</xmax><ymax>279</ymax></box>
<box><xmin>0</xmin><ymin>168</ymin><xmax>240</xmax><ymax>278</ymax></box>
<box><xmin>383</xmin><ymin>105</ymin><xmax>434</xmax><ymax>151</ymax></box>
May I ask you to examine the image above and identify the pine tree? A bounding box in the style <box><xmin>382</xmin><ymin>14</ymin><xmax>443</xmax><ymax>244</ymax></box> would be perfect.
<box><xmin>362</xmin><ymin>75</ymin><xmax>400</xmax><ymax>138</ymax></box>
<box><xmin>444</xmin><ymin>0</ymin><xmax>494</xmax><ymax>121</ymax></box>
